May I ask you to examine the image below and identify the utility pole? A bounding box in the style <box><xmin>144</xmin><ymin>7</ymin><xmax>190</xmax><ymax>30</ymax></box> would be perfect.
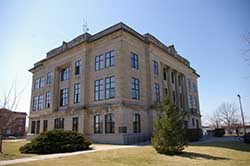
<box><xmin>237</xmin><ymin>94</ymin><xmax>246</xmax><ymax>136</ymax></box>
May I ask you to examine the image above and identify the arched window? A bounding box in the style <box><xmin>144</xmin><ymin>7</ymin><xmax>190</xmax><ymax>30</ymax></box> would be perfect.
<box><xmin>105</xmin><ymin>113</ymin><xmax>115</xmax><ymax>133</ymax></box>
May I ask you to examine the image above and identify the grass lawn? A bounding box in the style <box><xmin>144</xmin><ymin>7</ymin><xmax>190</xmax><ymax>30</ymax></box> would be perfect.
<box><xmin>7</xmin><ymin>141</ymin><xmax>250</xmax><ymax>166</ymax></box>
<box><xmin>0</xmin><ymin>140</ymin><xmax>35</xmax><ymax>161</ymax></box>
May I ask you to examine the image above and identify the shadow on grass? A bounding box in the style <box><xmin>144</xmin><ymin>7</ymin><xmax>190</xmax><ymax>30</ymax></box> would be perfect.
<box><xmin>179</xmin><ymin>151</ymin><xmax>230</xmax><ymax>160</ymax></box>
<box><xmin>191</xmin><ymin>141</ymin><xmax>250</xmax><ymax>152</ymax></box>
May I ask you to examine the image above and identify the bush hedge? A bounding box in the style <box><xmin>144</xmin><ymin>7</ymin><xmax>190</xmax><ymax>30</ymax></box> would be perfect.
<box><xmin>20</xmin><ymin>130</ymin><xmax>91</xmax><ymax>154</ymax></box>
<box><xmin>213</xmin><ymin>128</ymin><xmax>225</xmax><ymax>137</ymax></box>
<box><xmin>186</xmin><ymin>129</ymin><xmax>203</xmax><ymax>142</ymax></box>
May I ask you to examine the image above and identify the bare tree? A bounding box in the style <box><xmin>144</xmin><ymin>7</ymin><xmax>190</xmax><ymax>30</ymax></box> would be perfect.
<box><xmin>217</xmin><ymin>102</ymin><xmax>240</xmax><ymax>134</ymax></box>
<box><xmin>208</xmin><ymin>110</ymin><xmax>222</xmax><ymax>129</ymax></box>
<box><xmin>0</xmin><ymin>80</ymin><xmax>26</xmax><ymax>153</ymax></box>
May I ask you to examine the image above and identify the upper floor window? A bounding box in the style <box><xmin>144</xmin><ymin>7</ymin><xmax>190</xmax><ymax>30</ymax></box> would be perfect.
<box><xmin>38</xmin><ymin>95</ymin><xmax>44</xmax><ymax>110</ymax></box>
<box><xmin>43</xmin><ymin>120</ymin><xmax>48</xmax><ymax>132</ymax></box>
<box><xmin>72</xmin><ymin>117</ymin><xmax>78</xmax><ymax>131</ymax></box>
<box><xmin>105</xmin><ymin>76</ymin><xmax>115</xmax><ymax>99</ymax></box>
<box><xmin>154</xmin><ymin>83</ymin><xmax>160</xmax><ymax>102</ymax></box>
<box><xmin>163</xmin><ymin>68</ymin><xmax>167</xmax><ymax>80</ymax></box>
<box><xmin>60</xmin><ymin>88</ymin><xmax>69</xmax><ymax>107</ymax></box>
<box><xmin>40</xmin><ymin>77</ymin><xmax>45</xmax><ymax>88</ymax></box>
<box><xmin>95</xmin><ymin>79</ymin><xmax>104</xmax><ymax>101</ymax></box>
<box><xmin>153</xmin><ymin>61</ymin><xmax>158</xmax><ymax>75</ymax></box>
<box><xmin>187</xmin><ymin>78</ymin><xmax>191</xmax><ymax>90</ymax></box>
<box><xmin>34</xmin><ymin>79</ymin><xmax>40</xmax><ymax>89</ymax></box>
<box><xmin>47</xmin><ymin>72</ymin><xmax>52</xmax><ymax>85</ymax></box>
<box><xmin>192</xmin><ymin>82</ymin><xmax>196</xmax><ymax>93</ymax></box>
<box><xmin>94</xmin><ymin>114</ymin><xmax>102</xmax><ymax>134</ymax></box>
<box><xmin>33</xmin><ymin>96</ymin><xmax>39</xmax><ymax>111</ymax></box>
<box><xmin>75</xmin><ymin>60</ymin><xmax>81</xmax><ymax>75</ymax></box>
<box><xmin>105</xmin><ymin>50</ymin><xmax>115</xmax><ymax>67</ymax></box>
<box><xmin>74</xmin><ymin>83</ymin><xmax>81</xmax><ymax>103</ymax></box>
<box><xmin>133</xmin><ymin>114</ymin><xmax>141</xmax><ymax>133</ymax></box>
<box><xmin>188</xmin><ymin>95</ymin><xmax>193</xmax><ymax>108</ymax></box>
<box><xmin>131</xmin><ymin>52</ymin><xmax>138</xmax><ymax>69</ymax></box>
<box><xmin>105</xmin><ymin>113</ymin><xmax>115</xmax><ymax>133</ymax></box>
<box><xmin>131</xmin><ymin>77</ymin><xmax>140</xmax><ymax>100</ymax></box>
<box><xmin>178</xmin><ymin>76</ymin><xmax>182</xmax><ymax>86</ymax></box>
<box><xmin>45</xmin><ymin>91</ymin><xmax>51</xmax><ymax>109</ymax></box>
<box><xmin>192</xmin><ymin>96</ymin><xmax>197</xmax><ymax>109</ymax></box>
<box><xmin>171</xmin><ymin>72</ymin><xmax>175</xmax><ymax>83</ymax></box>
<box><xmin>54</xmin><ymin>118</ymin><xmax>64</xmax><ymax>129</ymax></box>
<box><xmin>61</xmin><ymin>67</ymin><xmax>69</xmax><ymax>81</ymax></box>
<box><xmin>95</xmin><ymin>55</ymin><xmax>104</xmax><ymax>70</ymax></box>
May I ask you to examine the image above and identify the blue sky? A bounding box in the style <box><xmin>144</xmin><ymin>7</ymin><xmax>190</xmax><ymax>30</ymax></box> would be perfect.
<box><xmin>0</xmin><ymin>0</ymin><xmax>250</xmax><ymax>123</ymax></box>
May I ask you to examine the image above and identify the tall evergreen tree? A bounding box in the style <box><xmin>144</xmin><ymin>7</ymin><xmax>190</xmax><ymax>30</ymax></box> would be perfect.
<box><xmin>151</xmin><ymin>97</ymin><xmax>187</xmax><ymax>155</ymax></box>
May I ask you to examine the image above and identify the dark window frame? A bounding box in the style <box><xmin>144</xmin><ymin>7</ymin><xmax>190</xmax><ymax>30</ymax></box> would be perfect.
<box><xmin>94</xmin><ymin>114</ymin><xmax>103</xmax><ymax>134</ymax></box>
<box><xmin>31</xmin><ymin>121</ymin><xmax>36</xmax><ymax>134</ymax></box>
<box><xmin>95</xmin><ymin>55</ymin><xmax>104</xmax><ymax>71</ymax></box>
<box><xmin>72</xmin><ymin>117</ymin><xmax>78</xmax><ymax>131</ymax></box>
<box><xmin>54</xmin><ymin>118</ymin><xmax>64</xmax><ymax>129</ymax></box>
<box><xmin>94</xmin><ymin>79</ymin><xmax>104</xmax><ymax>101</ymax></box>
<box><xmin>105</xmin><ymin>113</ymin><xmax>115</xmax><ymax>133</ymax></box>
<box><xmin>131</xmin><ymin>77</ymin><xmax>140</xmax><ymax>100</ymax></box>
<box><xmin>105</xmin><ymin>50</ymin><xmax>115</xmax><ymax>67</ymax></box>
<box><xmin>47</xmin><ymin>72</ymin><xmax>53</xmax><ymax>84</ymax></box>
<box><xmin>45</xmin><ymin>91</ymin><xmax>51</xmax><ymax>109</ymax></box>
<box><xmin>105</xmin><ymin>76</ymin><xmax>115</xmax><ymax>99</ymax></box>
<box><xmin>43</xmin><ymin>120</ymin><xmax>48</xmax><ymax>132</ymax></box>
<box><xmin>131</xmin><ymin>52</ymin><xmax>139</xmax><ymax>69</ymax></box>
<box><xmin>153</xmin><ymin>61</ymin><xmax>159</xmax><ymax>75</ymax></box>
<box><xmin>36</xmin><ymin>120</ymin><xmax>40</xmax><ymax>134</ymax></box>
<box><xmin>133</xmin><ymin>114</ymin><xmax>141</xmax><ymax>133</ymax></box>
<box><xmin>154</xmin><ymin>82</ymin><xmax>160</xmax><ymax>102</ymax></box>
<box><xmin>61</xmin><ymin>67</ymin><xmax>69</xmax><ymax>81</ymax></box>
<box><xmin>74</xmin><ymin>83</ymin><xmax>81</xmax><ymax>103</ymax></box>
<box><xmin>60</xmin><ymin>88</ymin><xmax>69</xmax><ymax>107</ymax></box>
<box><xmin>75</xmin><ymin>60</ymin><xmax>81</xmax><ymax>75</ymax></box>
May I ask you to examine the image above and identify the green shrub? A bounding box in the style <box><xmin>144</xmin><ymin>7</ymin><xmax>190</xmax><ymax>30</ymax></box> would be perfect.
<box><xmin>20</xmin><ymin>130</ymin><xmax>91</xmax><ymax>154</ymax></box>
<box><xmin>151</xmin><ymin>97</ymin><xmax>188</xmax><ymax>155</ymax></box>
<box><xmin>213</xmin><ymin>128</ymin><xmax>225</xmax><ymax>137</ymax></box>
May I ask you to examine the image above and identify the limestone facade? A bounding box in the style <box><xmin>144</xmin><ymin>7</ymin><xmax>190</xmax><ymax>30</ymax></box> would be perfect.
<box><xmin>28</xmin><ymin>22</ymin><xmax>201</xmax><ymax>144</ymax></box>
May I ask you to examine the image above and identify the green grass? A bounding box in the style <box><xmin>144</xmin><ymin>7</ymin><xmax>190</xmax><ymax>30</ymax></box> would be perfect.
<box><xmin>7</xmin><ymin>141</ymin><xmax>250</xmax><ymax>166</ymax></box>
<box><xmin>0</xmin><ymin>140</ymin><xmax>35</xmax><ymax>161</ymax></box>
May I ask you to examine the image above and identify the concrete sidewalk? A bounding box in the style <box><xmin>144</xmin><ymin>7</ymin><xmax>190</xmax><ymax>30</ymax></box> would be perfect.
<box><xmin>0</xmin><ymin>144</ymin><xmax>137</xmax><ymax>166</ymax></box>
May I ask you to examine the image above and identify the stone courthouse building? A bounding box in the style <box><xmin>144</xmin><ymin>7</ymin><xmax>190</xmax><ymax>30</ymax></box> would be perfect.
<box><xmin>28</xmin><ymin>22</ymin><xmax>201</xmax><ymax>144</ymax></box>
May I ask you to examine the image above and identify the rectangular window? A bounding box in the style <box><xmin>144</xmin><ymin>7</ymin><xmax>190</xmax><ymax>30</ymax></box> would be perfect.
<box><xmin>105</xmin><ymin>114</ymin><xmax>115</xmax><ymax>133</ymax></box>
<box><xmin>45</xmin><ymin>91</ymin><xmax>51</xmax><ymax>109</ymax></box>
<box><xmin>72</xmin><ymin>117</ymin><xmax>78</xmax><ymax>131</ymax></box>
<box><xmin>196</xmin><ymin>119</ymin><xmax>199</xmax><ymax>129</ymax></box>
<box><xmin>31</xmin><ymin>121</ymin><xmax>36</xmax><ymax>134</ymax></box>
<box><xmin>61</xmin><ymin>67</ymin><xmax>69</xmax><ymax>81</ymax></box>
<box><xmin>47</xmin><ymin>72</ymin><xmax>52</xmax><ymax>85</ymax></box>
<box><xmin>154</xmin><ymin>83</ymin><xmax>160</xmax><ymax>102</ymax></box>
<box><xmin>75</xmin><ymin>60</ymin><xmax>81</xmax><ymax>75</ymax></box>
<box><xmin>34</xmin><ymin>79</ymin><xmax>40</xmax><ymax>89</ymax></box>
<box><xmin>40</xmin><ymin>76</ymin><xmax>45</xmax><ymax>88</ymax></box>
<box><xmin>163</xmin><ymin>68</ymin><xmax>167</xmax><ymax>80</ymax></box>
<box><xmin>60</xmin><ymin>88</ymin><xmax>69</xmax><ymax>107</ymax></box>
<box><xmin>74</xmin><ymin>83</ymin><xmax>81</xmax><ymax>103</ymax></box>
<box><xmin>192</xmin><ymin>118</ymin><xmax>195</xmax><ymax>126</ymax></box>
<box><xmin>188</xmin><ymin>95</ymin><xmax>193</xmax><ymax>108</ymax></box>
<box><xmin>188</xmin><ymin>78</ymin><xmax>191</xmax><ymax>91</ymax></box>
<box><xmin>105</xmin><ymin>76</ymin><xmax>115</xmax><ymax>99</ymax></box>
<box><xmin>95</xmin><ymin>55</ymin><xmax>104</xmax><ymax>70</ymax></box>
<box><xmin>193</xmin><ymin>96</ymin><xmax>197</xmax><ymax>109</ymax></box>
<box><xmin>33</xmin><ymin>96</ymin><xmax>39</xmax><ymax>111</ymax></box>
<box><xmin>171</xmin><ymin>72</ymin><xmax>175</xmax><ymax>83</ymax></box>
<box><xmin>54</xmin><ymin>118</ymin><xmax>64</xmax><ymax>129</ymax></box>
<box><xmin>173</xmin><ymin>91</ymin><xmax>176</xmax><ymax>103</ymax></box>
<box><xmin>179</xmin><ymin>93</ymin><xmax>183</xmax><ymax>108</ymax></box>
<box><xmin>38</xmin><ymin>95</ymin><xmax>44</xmax><ymax>110</ymax></box>
<box><xmin>133</xmin><ymin>114</ymin><xmax>141</xmax><ymax>133</ymax></box>
<box><xmin>131</xmin><ymin>52</ymin><xmax>139</xmax><ymax>69</ymax></box>
<box><xmin>131</xmin><ymin>78</ymin><xmax>140</xmax><ymax>100</ymax></box>
<box><xmin>192</xmin><ymin>82</ymin><xmax>196</xmax><ymax>93</ymax></box>
<box><xmin>153</xmin><ymin>61</ymin><xmax>159</xmax><ymax>75</ymax></box>
<box><xmin>94</xmin><ymin>114</ymin><xmax>102</xmax><ymax>134</ymax></box>
<box><xmin>94</xmin><ymin>79</ymin><xmax>104</xmax><ymax>101</ymax></box>
<box><xmin>105</xmin><ymin>50</ymin><xmax>115</xmax><ymax>67</ymax></box>
<box><xmin>178</xmin><ymin>76</ymin><xmax>182</xmax><ymax>86</ymax></box>
<box><xmin>43</xmin><ymin>120</ymin><xmax>48</xmax><ymax>132</ymax></box>
<box><xmin>36</xmin><ymin>120</ymin><xmax>40</xmax><ymax>134</ymax></box>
